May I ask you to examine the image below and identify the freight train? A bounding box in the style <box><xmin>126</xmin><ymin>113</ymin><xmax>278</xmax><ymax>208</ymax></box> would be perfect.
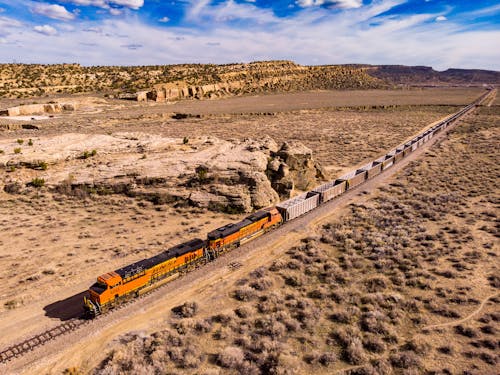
<box><xmin>83</xmin><ymin>90</ymin><xmax>492</xmax><ymax>317</ymax></box>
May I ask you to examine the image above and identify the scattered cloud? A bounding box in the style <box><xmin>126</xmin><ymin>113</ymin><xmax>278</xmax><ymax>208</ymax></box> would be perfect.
<box><xmin>109</xmin><ymin>8</ymin><xmax>122</xmax><ymax>16</ymax></box>
<box><xmin>33</xmin><ymin>24</ymin><xmax>58</xmax><ymax>35</ymax></box>
<box><xmin>62</xmin><ymin>0</ymin><xmax>144</xmax><ymax>10</ymax></box>
<box><xmin>0</xmin><ymin>15</ymin><xmax>23</xmax><ymax>29</ymax></box>
<box><xmin>0</xmin><ymin>1</ymin><xmax>497</xmax><ymax>70</ymax></box>
<box><xmin>296</xmin><ymin>0</ymin><xmax>363</xmax><ymax>9</ymax></box>
<box><xmin>121</xmin><ymin>43</ymin><xmax>142</xmax><ymax>50</ymax></box>
<box><xmin>110</xmin><ymin>0</ymin><xmax>143</xmax><ymax>9</ymax></box>
<box><xmin>32</xmin><ymin>3</ymin><xmax>75</xmax><ymax>21</ymax></box>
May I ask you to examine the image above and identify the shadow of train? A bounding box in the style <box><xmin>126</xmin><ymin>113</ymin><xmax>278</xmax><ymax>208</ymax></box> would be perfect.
<box><xmin>43</xmin><ymin>291</ymin><xmax>87</xmax><ymax>321</ymax></box>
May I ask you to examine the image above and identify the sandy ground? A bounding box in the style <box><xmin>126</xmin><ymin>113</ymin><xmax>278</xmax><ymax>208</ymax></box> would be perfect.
<box><xmin>0</xmin><ymin>88</ymin><xmax>491</xmax><ymax>374</ymax></box>
<box><xmin>3</xmin><ymin>123</ymin><xmax>450</xmax><ymax>375</ymax></box>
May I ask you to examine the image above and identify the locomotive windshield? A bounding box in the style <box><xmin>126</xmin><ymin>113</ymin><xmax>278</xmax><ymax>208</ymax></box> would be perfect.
<box><xmin>90</xmin><ymin>281</ymin><xmax>108</xmax><ymax>294</ymax></box>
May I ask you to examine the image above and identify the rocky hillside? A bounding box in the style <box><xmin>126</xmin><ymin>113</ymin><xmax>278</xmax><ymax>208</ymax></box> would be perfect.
<box><xmin>141</xmin><ymin>62</ymin><xmax>382</xmax><ymax>102</ymax></box>
<box><xmin>1</xmin><ymin>61</ymin><xmax>496</xmax><ymax>101</ymax></box>
<box><xmin>363</xmin><ymin>65</ymin><xmax>500</xmax><ymax>86</ymax></box>
<box><xmin>0</xmin><ymin>61</ymin><xmax>381</xmax><ymax>99</ymax></box>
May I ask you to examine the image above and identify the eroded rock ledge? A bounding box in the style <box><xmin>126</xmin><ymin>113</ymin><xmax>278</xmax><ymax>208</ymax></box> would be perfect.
<box><xmin>1</xmin><ymin>133</ymin><xmax>325</xmax><ymax>213</ymax></box>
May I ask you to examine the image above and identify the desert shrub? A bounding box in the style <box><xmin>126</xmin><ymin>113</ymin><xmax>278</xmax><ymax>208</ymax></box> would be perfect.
<box><xmin>479</xmin><ymin>351</ymin><xmax>497</xmax><ymax>365</ymax></box>
<box><xmin>330</xmin><ymin>306</ymin><xmax>361</xmax><ymax>324</ymax></box>
<box><xmin>480</xmin><ymin>325</ymin><xmax>495</xmax><ymax>335</ymax></box>
<box><xmin>454</xmin><ymin>325</ymin><xmax>478</xmax><ymax>338</ymax></box>
<box><xmin>390</xmin><ymin>351</ymin><xmax>421</xmax><ymax>369</ymax></box>
<box><xmin>487</xmin><ymin>274</ymin><xmax>500</xmax><ymax>288</ymax></box>
<box><xmin>364</xmin><ymin>276</ymin><xmax>389</xmax><ymax>292</ymax></box>
<box><xmin>213</xmin><ymin>327</ymin><xmax>229</xmax><ymax>340</ymax></box>
<box><xmin>17</xmin><ymin>138</ymin><xmax>24</xmax><ymax>144</ymax></box>
<box><xmin>401</xmin><ymin>339</ymin><xmax>430</xmax><ymax>355</ymax></box>
<box><xmin>235</xmin><ymin>306</ymin><xmax>252</xmax><ymax>319</ymax></box>
<box><xmin>269</xmin><ymin>259</ymin><xmax>286</xmax><ymax>272</ymax></box>
<box><xmin>331</xmin><ymin>326</ymin><xmax>362</xmax><ymax>347</ymax></box>
<box><xmin>250</xmin><ymin>277</ymin><xmax>273</xmax><ymax>291</ymax></box>
<box><xmin>193</xmin><ymin>319</ymin><xmax>213</xmax><ymax>334</ymax></box>
<box><xmin>36</xmin><ymin>161</ymin><xmax>48</xmax><ymax>170</ymax></box>
<box><xmin>28</xmin><ymin>177</ymin><xmax>45</xmax><ymax>188</ymax></box>
<box><xmin>254</xmin><ymin>316</ymin><xmax>286</xmax><ymax>339</ymax></box>
<box><xmin>81</xmin><ymin>149</ymin><xmax>97</xmax><ymax>159</ymax></box>
<box><xmin>217</xmin><ymin>346</ymin><xmax>245</xmax><ymax>369</ymax></box>
<box><xmin>362</xmin><ymin>335</ymin><xmax>386</xmax><ymax>353</ymax></box>
<box><xmin>171</xmin><ymin>301</ymin><xmax>198</xmax><ymax>318</ymax></box>
<box><xmin>318</xmin><ymin>352</ymin><xmax>337</xmax><ymax>366</ymax></box>
<box><xmin>14</xmin><ymin>147</ymin><xmax>21</xmax><ymax>154</ymax></box>
<box><xmin>211</xmin><ymin>313</ymin><xmax>233</xmax><ymax>324</ymax></box>
<box><xmin>437</xmin><ymin>345</ymin><xmax>454</xmax><ymax>355</ymax></box>
<box><xmin>359</xmin><ymin>310</ymin><xmax>389</xmax><ymax>334</ymax></box>
<box><xmin>233</xmin><ymin>287</ymin><xmax>257</xmax><ymax>301</ymax></box>
<box><xmin>344</xmin><ymin>337</ymin><xmax>366</xmax><ymax>365</ymax></box>
<box><xmin>4</xmin><ymin>182</ymin><xmax>22</xmax><ymax>194</ymax></box>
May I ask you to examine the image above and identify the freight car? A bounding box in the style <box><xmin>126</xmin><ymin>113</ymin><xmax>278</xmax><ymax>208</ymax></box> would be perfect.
<box><xmin>84</xmin><ymin>89</ymin><xmax>493</xmax><ymax>318</ymax></box>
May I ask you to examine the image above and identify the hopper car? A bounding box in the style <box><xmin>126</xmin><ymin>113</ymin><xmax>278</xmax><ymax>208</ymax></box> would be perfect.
<box><xmin>84</xmin><ymin>90</ymin><xmax>492</xmax><ymax>317</ymax></box>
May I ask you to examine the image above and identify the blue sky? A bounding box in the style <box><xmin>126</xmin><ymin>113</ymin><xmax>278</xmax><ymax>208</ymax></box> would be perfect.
<box><xmin>0</xmin><ymin>0</ymin><xmax>499</xmax><ymax>69</ymax></box>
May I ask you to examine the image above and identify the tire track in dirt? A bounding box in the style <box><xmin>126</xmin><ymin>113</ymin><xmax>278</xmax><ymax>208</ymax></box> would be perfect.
<box><xmin>422</xmin><ymin>293</ymin><xmax>499</xmax><ymax>331</ymax></box>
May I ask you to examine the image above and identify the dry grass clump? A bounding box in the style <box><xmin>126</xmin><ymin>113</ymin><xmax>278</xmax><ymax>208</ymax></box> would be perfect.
<box><xmin>171</xmin><ymin>301</ymin><xmax>199</xmax><ymax>318</ymax></box>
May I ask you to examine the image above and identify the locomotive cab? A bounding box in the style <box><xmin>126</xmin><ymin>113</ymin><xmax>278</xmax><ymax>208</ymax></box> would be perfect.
<box><xmin>84</xmin><ymin>272</ymin><xmax>122</xmax><ymax>317</ymax></box>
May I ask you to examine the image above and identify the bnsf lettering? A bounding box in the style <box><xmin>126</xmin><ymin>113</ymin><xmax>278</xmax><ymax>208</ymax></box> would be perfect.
<box><xmin>184</xmin><ymin>253</ymin><xmax>197</xmax><ymax>263</ymax></box>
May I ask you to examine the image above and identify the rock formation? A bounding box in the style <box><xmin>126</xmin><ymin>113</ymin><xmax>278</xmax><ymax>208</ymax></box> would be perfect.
<box><xmin>0</xmin><ymin>133</ymin><xmax>325</xmax><ymax>213</ymax></box>
<box><xmin>0</xmin><ymin>102</ymin><xmax>76</xmax><ymax>117</ymax></box>
<box><xmin>133</xmin><ymin>61</ymin><xmax>382</xmax><ymax>102</ymax></box>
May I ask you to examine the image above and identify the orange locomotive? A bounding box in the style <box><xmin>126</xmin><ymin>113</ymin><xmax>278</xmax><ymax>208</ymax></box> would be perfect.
<box><xmin>84</xmin><ymin>238</ymin><xmax>205</xmax><ymax>316</ymax></box>
<box><xmin>206</xmin><ymin>208</ymin><xmax>282</xmax><ymax>258</ymax></box>
<box><xmin>84</xmin><ymin>209</ymin><xmax>283</xmax><ymax>316</ymax></box>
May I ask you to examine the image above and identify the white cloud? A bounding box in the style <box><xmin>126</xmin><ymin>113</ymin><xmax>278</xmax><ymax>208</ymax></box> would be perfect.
<box><xmin>1</xmin><ymin>1</ymin><xmax>499</xmax><ymax>71</ymax></box>
<box><xmin>62</xmin><ymin>0</ymin><xmax>143</xmax><ymax>10</ymax></box>
<box><xmin>32</xmin><ymin>3</ymin><xmax>75</xmax><ymax>21</ymax></box>
<box><xmin>0</xmin><ymin>15</ymin><xmax>23</xmax><ymax>29</ymax></box>
<box><xmin>109</xmin><ymin>8</ymin><xmax>123</xmax><ymax>15</ymax></box>
<box><xmin>296</xmin><ymin>0</ymin><xmax>363</xmax><ymax>9</ymax></box>
<box><xmin>33</xmin><ymin>24</ymin><xmax>58</xmax><ymax>35</ymax></box>
<box><xmin>110</xmin><ymin>0</ymin><xmax>143</xmax><ymax>9</ymax></box>
<box><xmin>435</xmin><ymin>15</ymin><xmax>447</xmax><ymax>22</ymax></box>
<box><xmin>159</xmin><ymin>16</ymin><xmax>170</xmax><ymax>23</ymax></box>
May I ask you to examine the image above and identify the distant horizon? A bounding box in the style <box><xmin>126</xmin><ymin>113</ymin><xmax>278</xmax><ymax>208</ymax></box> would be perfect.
<box><xmin>1</xmin><ymin>1</ymin><xmax>499</xmax><ymax>71</ymax></box>
<box><xmin>2</xmin><ymin>60</ymin><xmax>500</xmax><ymax>73</ymax></box>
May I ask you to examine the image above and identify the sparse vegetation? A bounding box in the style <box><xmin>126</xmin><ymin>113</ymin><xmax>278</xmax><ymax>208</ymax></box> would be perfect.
<box><xmin>93</xmin><ymin>104</ymin><xmax>499</xmax><ymax>374</ymax></box>
<box><xmin>81</xmin><ymin>149</ymin><xmax>97</xmax><ymax>159</ymax></box>
<box><xmin>29</xmin><ymin>177</ymin><xmax>45</xmax><ymax>188</ymax></box>
<box><xmin>14</xmin><ymin>147</ymin><xmax>21</xmax><ymax>154</ymax></box>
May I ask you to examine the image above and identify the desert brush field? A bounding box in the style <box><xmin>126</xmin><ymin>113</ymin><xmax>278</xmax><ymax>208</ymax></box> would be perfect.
<box><xmin>0</xmin><ymin>87</ymin><xmax>497</xmax><ymax>374</ymax></box>
<box><xmin>86</xmin><ymin>101</ymin><xmax>499</xmax><ymax>375</ymax></box>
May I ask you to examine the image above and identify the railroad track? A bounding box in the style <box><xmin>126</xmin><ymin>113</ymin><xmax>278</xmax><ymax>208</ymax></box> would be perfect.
<box><xmin>0</xmin><ymin>255</ymin><xmax>216</xmax><ymax>364</ymax></box>
<box><xmin>0</xmin><ymin>89</ymin><xmax>495</xmax><ymax>366</ymax></box>
<box><xmin>0</xmin><ymin>319</ymin><xmax>88</xmax><ymax>363</ymax></box>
